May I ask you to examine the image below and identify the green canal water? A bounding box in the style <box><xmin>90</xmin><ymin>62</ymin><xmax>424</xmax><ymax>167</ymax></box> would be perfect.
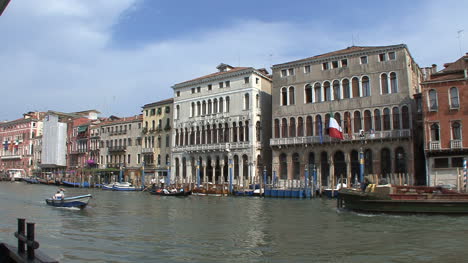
<box><xmin>0</xmin><ymin>182</ymin><xmax>467</xmax><ymax>263</ymax></box>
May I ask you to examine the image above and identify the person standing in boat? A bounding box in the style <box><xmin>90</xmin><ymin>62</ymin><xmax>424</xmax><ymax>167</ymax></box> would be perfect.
<box><xmin>361</xmin><ymin>177</ymin><xmax>370</xmax><ymax>192</ymax></box>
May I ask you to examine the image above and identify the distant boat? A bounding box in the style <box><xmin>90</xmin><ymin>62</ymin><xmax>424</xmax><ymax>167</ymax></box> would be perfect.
<box><xmin>102</xmin><ymin>182</ymin><xmax>139</xmax><ymax>191</ymax></box>
<box><xmin>45</xmin><ymin>194</ymin><xmax>92</xmax><ymax>209</ymax></box>
<box><xmin>23</xmin><ymin>177</ymin><xmax>40</xmax><ymax>184</ymax></box>
<box><xmin>149</xmin><ymin>188</ymin><xmax>192</xmax><ymax>196</ymax></box>
<box><xmin>62</xmin><ymin>181</ymin><xmax>91</xmax><ymax>188</ymax></box>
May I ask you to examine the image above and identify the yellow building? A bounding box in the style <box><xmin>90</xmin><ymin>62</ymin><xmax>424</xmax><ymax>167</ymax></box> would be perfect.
<box><xmin>141</xmin><ymin>98</ymin><xmax>173</xmax><ymax>178</ymax></box>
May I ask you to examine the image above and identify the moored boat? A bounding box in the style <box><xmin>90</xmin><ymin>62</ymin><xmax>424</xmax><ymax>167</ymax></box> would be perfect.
<box><xmin>338</xmin><ymin>185</ymin><xmax>468</xmax><ymax>214</ymax></box>
<box><xmin>102</xmin><ymin>182</ymin><xmax>139</xmax><ymax>191</ymax></box>
<box><xmin>149</xmin><ymin>188</ymin><xmax>192</xmax><ymax>196</ymax></box>
<box><xmin>45</xmin><ymin>194</ymin><xmax>92</xmax><ymax>209</ymax></box>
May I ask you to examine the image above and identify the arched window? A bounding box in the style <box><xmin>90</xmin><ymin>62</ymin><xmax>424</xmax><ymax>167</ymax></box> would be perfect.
<box><xmin>392</xmin><ymin>107</ymin><xmax>400</xmax><ymax>130</ymax></box>
<box><xmin>374</xmin><ymin>109</ymin><xmax>382</xmax><ymax>131</ymax></box>
<box><xmin>452</xmin><ymin>122</ymin><xmax>461</xmax><ymax>140</ymax></box>
<box><xmin>256</xmin><ymin>121</ymin><xmax>261</xmax><ymax>141</ymax></box>
<box><xmin>280</xmin><ymin>153</ymin><xmax>288</xmax><ymax>179</ymax></box>
<box><xmin>450</xmin><ymin>87</ymin><xmax>460</xmax><ymax>108</ymax></box>
<box><xmin>306</xmin><ymin>116</ymin><xmax>313</xmax><ymax>136</ymax></box>
<box><xmin>244</xmin><ymin>93</ymin><xmax>250</xmax><ymax>110</ymax></box>
<box><xmin>281</xmin><ymin>87</ymin><xmax>288</xmax><ymax>106</ymax></box>
<box><xmin>352</xmin><ymin>77</ymin><xmax>360</xmax><ymax>98</ymax></box>
<box><xmin>315</xmin><ymin>115</ymin><xmax>322</xmax><ymax>136</ymax></box>
<box><xmin>274</xmin><ymin>119</ymin><xmax>280</xmax><ymax>138</ymax></box>
<box><xmin>333</xmin><ymin>80</ymin><xmax>341</xmax><ymax>100</ymax></box>
<box><xmin>191</xmin><ymin>102</ymin><xmax>195</xmax><ymax>117</ymax></box>
<box><xmin>364</xmin><ymin>110</ymin><xmax>372</xmax><ymax>131</ymax></box>
<box><xmin>428</xmin><ymin>90</ymin><xmax>438</xmax><ymax>111</ymax></box>
<box><xmin>289</xmin><ymin>87</ymin><xmax>295</xmax><ymax>105</ymax></box>
<box><xmin>324</xmin><ymin>114</ymin><xmax>330</xmax><ymax>135</ymax></box>
<box><xmin>334</xmin><ymin>112</ymin><xmax>341</xmax><ymax>128</ymax></box>
<box><xmin>226</xmin><ymin>97</ymin><xmax>230</xmax><ymax>112</ymax></box>
<box><xmin>293</xmin><ymin>153</ymin><xmax>300</xmax><ymax>180</ymax></box>
<box><xmin>281</xmin><ymin>118</ymin><xmax>288</xmax><ymax>138</ymax></box>
<box><xmin>197</xmin><ymin>101</ymin><xmax>201</xmax><ymax>116</ymax></box>
<box><xmin>219</xmin><ymin>98</ymin><xmax>224</xmax><ymax>113</ymax></box>
<box><xmin>152</xmin><ymin>120</ymin><xmax>155</xmax><ymax>129</ymax></box>
<box><xmin>176</xmin><ymin>105</ymin><xmax>180</xmax><ymax>119</ymax></box>
<box><xmin>430</xmin><ymin>123</ymin><xmax>440</xmax><ymax>141</ymax></box>
<box><xmin>383</xmin><ymin>108</ymin><xmax>391</xmax><ymax>130</ymax></box>
<box><xmin>202</xmin><ymin>101</ymin><xmax>206</xmax><ymax>115</ymax></box>
<box><xmin>362</xmin><ymin>76</ymin><xmax>370</xmax><ymax>97</ymax></box>
<box><xmin>256</xmin><ymin>94</ymin><xmax>259</xmax><ymax>108</ymax></box>
<box><xmin>324</xmin><ymin>81</ymin><xmax>331</xmax><ymax>101</ymax></box>
<box><xmin>213</xmin><ymin>99</ymin><xmax>218</xmax><ymax>114</ymax></box>
<box><xmin>305</xmin><ymin>84</ymin><xmax>313</xmax><ymax>103</ymax></box>
<box><xmin>289</xmin><ymin>117</ymin><xmax>296</xmax><ymax>137</ymax></box>
<box><xmin>344</xmin><ymin>112</ymin><xmax>351</xmax><ymax>135</ymax></box>
<box><xmin>353</xmin><ymin>111</ymin><xmax>362</xmax><ymax>133</ymax></box>
<box><xmin>342</xmin><ymin>79</ymin><xmax>350</xmax><ymax>99</ymax></box>
<box><xmin>401</xmin><ymin>106</ymin><xmax>410</xmax><ymax>129</ymax></box>
<box><xmin>297</xmin><ymin>117</ymin><xmax>304</xmax><ymax>137</ymax></box>
<box><xmin>390</xmin><ymin>72</ymin><xmax>398</xmax><ymax>93</ymax></box>
<box><xmin>208</xmin><ymin>100</ymin><xmax>212</xmax><ymax>114</ymax></box>
<box><xmin>314</xmin><ymin>83</ymin><xmax>322</xmax><ymax>102</ymax></box>
<box><xmin>381</xmin><ymin>73</ymin><xmax>389</xmax><ymax>94</ymax></box>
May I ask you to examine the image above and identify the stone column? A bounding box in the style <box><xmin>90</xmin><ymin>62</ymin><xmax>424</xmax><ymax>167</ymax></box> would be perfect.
<box><xmin>187</xmin><ymin>160</ymin><xmax>192</xmax><ymax>185</ymax></box>
<box><xmin>202</xmin><ymin>161</ymin><xmax>207</xmax><ymax>184</ymax></box>
<box><xmin>179</xmin><ymin>161</ymin><xmax>183</xmax><ymax>184</ymax></box>
<box><xmin>211</xmin><ymin>160</ymin><xmax>216</xmax><ymax>184</ymax></box>
<box><xmin>239</xmin><ymin>157</ymin><xmax>244</xmax><ymax>186</ymax></box>
<box><xmin>220</xmin><ymin>161</ymin><xmax>225</xmax><ymax>184</ymax></box>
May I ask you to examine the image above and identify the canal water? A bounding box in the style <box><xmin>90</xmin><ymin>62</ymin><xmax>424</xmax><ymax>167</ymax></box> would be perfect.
<box><xmin>0</xmin><ymin>182</ymin><xmax>467</xmax><ymax>263</ymax></box>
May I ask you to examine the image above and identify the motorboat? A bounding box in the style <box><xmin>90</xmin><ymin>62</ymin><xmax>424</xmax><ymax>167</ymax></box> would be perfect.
<box><xmin>45</xmin><ymin>194</ymin><xmax>92</xmax><ymax>209</ymax></box>
<box><xmin>149</xmin><ymin>188</ymin><xmax>192</xmax><ymax>196</ymax></box>
<box><xmin>102</xmin><ymin>182</ymin><xmax>139</xmax><ymax>191</ymax></box>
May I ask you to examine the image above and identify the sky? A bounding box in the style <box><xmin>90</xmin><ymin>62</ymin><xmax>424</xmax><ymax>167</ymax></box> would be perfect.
<box><xmin>1</xmin><ymin>0</ymin><xmax>467</xmax><ymax>121</ymax></box>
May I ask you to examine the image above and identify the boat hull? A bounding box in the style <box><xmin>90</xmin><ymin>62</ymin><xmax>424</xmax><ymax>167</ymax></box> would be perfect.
<box><xmin>339</xmin><ymin>189</ymin><xmax>468</xmax><ymax>214</ymax></box>
<box><xmin>45</xmin><ymin>194</ymin><xmax>92</xmax><ymax>209</ymax></box>
<box><xmin>149</xmin><ymin>190</ymin><xmax>192</xmax><ymax>196</ymax></box>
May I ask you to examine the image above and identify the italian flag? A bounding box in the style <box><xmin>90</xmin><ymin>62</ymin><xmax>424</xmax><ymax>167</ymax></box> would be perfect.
<box><xmin>329</xmin><ymin>117</ymin><xmax>344</xmax><ymax>140</ymax></box>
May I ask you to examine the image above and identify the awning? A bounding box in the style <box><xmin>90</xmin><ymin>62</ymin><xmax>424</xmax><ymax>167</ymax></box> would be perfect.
<box><xmin>77</xmin><ymin>126</ymin><xmax>88</xmax><ymax>133</ymax></box>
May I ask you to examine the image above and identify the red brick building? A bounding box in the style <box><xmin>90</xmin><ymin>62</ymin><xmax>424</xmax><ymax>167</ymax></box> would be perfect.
<box><xmin>0</xmin><ymin>112</ymin><xmax>45</xmax><ymax>176</ymax></box>
<box><xmin>422</xmin><ymin>53</ymin><xmax>468</xmax><ymax>186</ymax></box>
<box><xmin>66</xmin><ymin>117</ymin><xmax>92</xmax><ymax>176</ymax></box>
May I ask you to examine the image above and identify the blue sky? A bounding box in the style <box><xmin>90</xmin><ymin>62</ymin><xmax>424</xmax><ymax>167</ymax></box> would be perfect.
<box><xmin>0</xmin><ymin>0</ymin><xmax>467</xmax><ymax>120</ymax></box>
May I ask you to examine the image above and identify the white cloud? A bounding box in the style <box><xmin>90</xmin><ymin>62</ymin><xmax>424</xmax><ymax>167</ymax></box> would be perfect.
<box><xmin>0</xmin><ymin>0</ymin><xmax>467</xmax><ymax>120</ymax></box>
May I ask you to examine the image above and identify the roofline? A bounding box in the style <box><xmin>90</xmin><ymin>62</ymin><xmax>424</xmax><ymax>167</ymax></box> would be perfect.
<box><xmin>171</xmin><ymin>67</ymin><xmax>271</xmax><ymax>89</ymax></box>
<box><xmin>142</xmin><ymin>98</ymin><xmax>174</xmax><ymax>109</ymax></box>
<box><xmin>422</xmin><ymin>77</ymin><xmax>468</xmax><ymax>85</ymax></box>
<box><xmin>272</xmin><ymin>44</ymin><xmax>408</xmax><ymax>69</ymax></box>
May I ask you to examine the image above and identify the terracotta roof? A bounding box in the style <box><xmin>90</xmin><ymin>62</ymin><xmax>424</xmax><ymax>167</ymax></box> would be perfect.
<box><xmin>426</xmin><ymin>54</ymin><xmax>468</xmax><ymax>82</ymax></box>
<box><xmin>142</xmin><ymin>98</ymin><xmax>174</xmax><ymax>109</ymax></box>
<box><xmin>100</xmin><ymin>115</ymin><xmax>142</xmax><ymax>126</ymax></box>
<box><xmin>174</xmin><ymin>67</ymin><xmax>251</xmax><ymax>86</ymax></box>
<box><xmin>273</xmin><ymin>44</ymin><xmax>406</xmax><ymax>67</ymax></box>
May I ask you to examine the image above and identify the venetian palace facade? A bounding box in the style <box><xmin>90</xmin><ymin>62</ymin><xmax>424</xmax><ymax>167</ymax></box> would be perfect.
<box><xmin>171</xmin><ymin>64</ymin><xmax>272</xmax><ymax>185</ymax></box>
<box><xmin>422</xmin><ymin>53</ymin><xmax>468</xmax><ymax>186</ymax></box>
<box><xmin>270</xmin><ymin>44</ymin><xmax>423</xmax><ymax>185</ymax></box>
<box><xmin>0</xmin><ymin>112</ymin><xmax>44</xmax><ymax>175</ymax></box>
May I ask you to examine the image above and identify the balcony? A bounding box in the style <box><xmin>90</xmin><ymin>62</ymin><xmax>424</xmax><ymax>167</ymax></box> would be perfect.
<box><xmin>109</xmin><ymin>130</ymin><xmax>127</xmax><ymax>136</ymax></box>
<box><xmin>70</xmin><ymin>148</ymin><xmax>87</xmax><ymax>154</ymax></box>
<box><xmin>108</xmin><ymin>146</ymin><xmax>127</xmax><ymax>152</ymax></box>
<box><xmin>142</xmin><ymin>148</ymin><xmax>153</xmax><ymax>154</ymax></box>
<box><xmin>1</xmin><ymin>154</ymin><xmax>22</xmax><ymax>160</ymax></box>
<box><xmin>451</xmin><ymin>140</ymin><xmax>463</xmax><ymax>149</ymax></box>
<box><xmin>270</xmin><ymin>129</ymin><xmax>411</xmax><ymax>147</ymax></box>
<box><xmin>173</xmin><ymin>142</ymin><xmax>252</xmax><ymax>153</ymax></box>
<box><xmin>429</xmin><ymin>141</ymin><xmax>441</xmax><ymax>150</ymax></box>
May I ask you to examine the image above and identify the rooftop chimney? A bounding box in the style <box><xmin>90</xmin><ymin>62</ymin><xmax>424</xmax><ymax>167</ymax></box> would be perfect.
<box><xmin>431</xmin><ymin>64</ymin><xmax>437</xmax><ymax>74</ymax></box>
<box><xmin>216</xmin><ymin>63</ymin><xmax>234</xmax><ymax>72</ymax></box>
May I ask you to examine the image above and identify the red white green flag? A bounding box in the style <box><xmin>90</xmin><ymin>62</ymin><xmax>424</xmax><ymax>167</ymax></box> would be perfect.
<box><xmin>329</xmin><ymin>117</ymin><xmax>344</xmax><ymax>140</ymax></box>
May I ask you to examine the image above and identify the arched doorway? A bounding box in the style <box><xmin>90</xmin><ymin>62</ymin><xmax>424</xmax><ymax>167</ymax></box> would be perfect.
<box><xmin>292</xmin><ymin>153</ymin><xmax>300</xmax><ymax>180</ymax></box>
<box><xmin>381</xmin><ymin>148</ymin><xmax>392</xmax><ymax>176</ymax></box>
<box><xmin>320</xmin><ymin>152</ymin><xmax>329</xmax><ymax>186</ymax></box>
<box><xmin>364</xmin><ymin>149</ymin><xmax>373</xmax><ymax>175</ymax></box>
<box><xmin>279</xmin><ymin>153</ymin><xmax>287</xmax><ymax>179</ymax></box>
<box><xmin>394</xmin><ymin>147</ymin><xmax>407</xmax><ymax>173</ymax></box>
<box><xmin>333</xmin><ymin>151</ymin><xmax>346</xmax><ymax>178</ymax></box>
<box><xmin>350</xmin><ymin>150</ymin><xmax>359</xmax><ymax>178</ymax></box>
